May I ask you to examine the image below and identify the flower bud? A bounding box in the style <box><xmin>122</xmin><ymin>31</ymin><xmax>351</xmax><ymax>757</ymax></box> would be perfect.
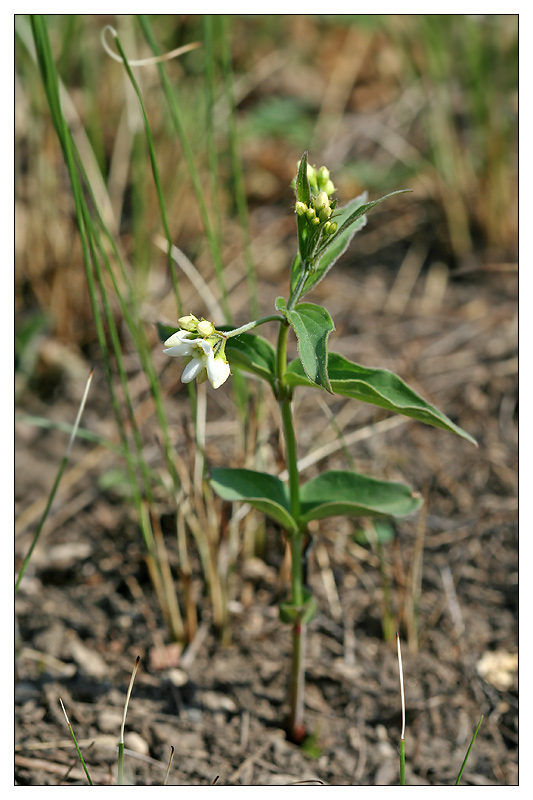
<box><xmin>311</xmin><ymin>216</ymin><xmax>321</xmax><ymax>226</ymax></box>
<box><xmin>294</xmin><ymin>201</ymin><xmax>308</xmax><ymax>216</ymax></box>
<box><xmin>318</xmin><ymin>206</ymin><xmax>332</xmax><ymax>223</ymax></box>
<box><xmin>324</xmin><ymin>221</ymin><xmax>337</xmax><ymax>236</ymax></box>
<box><xmin>316</xmin><ymin>166</ymin><xmax>330</xmax><ymax>187</ymax></box>
<box><xmin>306</xmin><ymin>206</ymin><xmax>316</xmax><ymax>220</ymax></box>
<box><xmin>313</xmin><ymin>191</ymin><xmax>329</xmax><ymax>212</ymax></box>
<box><xmin>307</xmin><ymin>164</ymin><xmax>318</xmax><ymax>193</ymax></box>
<box><xmin>197</xmin><ymin>319</ymin><xmax>215</xmax><ymax>338</ymax></box>
<box><xmin>324</xmin><ymin>179</ymin><xmax>336</xmax><ymax>196</ymax></box>
<box><xmin>178</xmin><ymin>314</ymin><xmax>199</xmax><ymax>332</ymax></box>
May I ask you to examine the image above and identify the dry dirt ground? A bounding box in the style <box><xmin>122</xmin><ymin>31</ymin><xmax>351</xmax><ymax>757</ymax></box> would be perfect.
<box><xmin>15</xmin><ymin>250</ymin><xmax>517</xmax><ymax>785</ymax></box>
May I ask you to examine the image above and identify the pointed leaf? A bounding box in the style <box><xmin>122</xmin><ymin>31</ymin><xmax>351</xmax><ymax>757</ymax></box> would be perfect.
<box><xmin>285</xmin><ymin>352</ymin><xmax>477</xmax><ymax>445</ymax></box>
<box><xmin>289</xmin><ymin>252</ymin><xmax>303</xmax><ymax>296</ymax></box>
<box><xmin>299</xmin><ymin>470</ymin><xmax>422</xmax><ymax>525</ymax></box>
<box><xmin>210</xmin><ymin>468</ymin><xmax>298</xmax><ymax>533</ymax></box>
<box><xmin>276</xmin><ymin>298</ymin><xmax>334</xmax><ymax>393</ymax></box>
<box><xmin>334</xmin><ymin>190</ymin><xmax>411</xmax><ymax>241</ymax></box>
<box><xmin>297</xmin><ymin>192</ymin><xmax>368</xmax><ymax>296</ymax></box>
<box><xmin>298</xmin><ymin>190</ymin><xmax>411</xmax><ymax>299</ymax></box>
<box><xmin>295</xmin><ymin>151</ymin><xmax>311</xmax><ymax>205</ymax></box>
<box><xmin>295</xmin><ymin>152</ymin><xmax>311</xmax><ymax>261</ymax></box>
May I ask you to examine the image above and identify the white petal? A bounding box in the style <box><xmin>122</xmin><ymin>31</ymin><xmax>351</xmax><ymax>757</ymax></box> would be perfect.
<box><xmin>207</xmin><ymin>354</ymin><xmax>230</xmax><ymax>388</ymax></box>
<box><xmin>163</xmin><ymin>330</ymin><xmax>196</xmax><ymax>358</ymax></box>
<box><xmin>181</xmin><ymin>355</ymin><xmax>206</xmax><ymax>383</ymax></box>
<box><xmin>195</xmin><ymin>338</ymin><xmax>213</xmax><ymax>356</ymax></box>
<box><xmin>163</xmin><ymin>343</ymin><xmax>194</xmax><ymax>358</ymax></box>
<box><xmin>164</xmin><ymin>330</ymin><xmax>194</xmax><ymax>347</ymax></box>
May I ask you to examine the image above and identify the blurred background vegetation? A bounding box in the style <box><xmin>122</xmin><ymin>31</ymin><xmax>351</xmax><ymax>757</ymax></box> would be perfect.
<box><xmin>15</xmin><ymin>14</ymin><xmax>517</xmax><ymax>349</ymax></box>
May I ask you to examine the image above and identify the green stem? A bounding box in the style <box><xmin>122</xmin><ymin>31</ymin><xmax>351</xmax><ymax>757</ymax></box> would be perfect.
<box><xmin>276</xmin><ymin>317</ymin><xmax>306</xmax><ymax>741</ymax></box>
<box><xmin>281</xmin><ymin>401</ymin><xmax>301</xmax><ymax>523</ymax></box>
<box><xmin>455</xmin><ymin>716</ymin><xmax>484</xmax><ymax>785</ymax></box>
<box><xmin>224</xmin><ymin>314</ymin><xmax>284</xmax><ymax>339</ymax></box>
<box><xmin>287</xmin><ymin>260</ymin><xmax>311</xmax><ymax>310</ymax></box>
<box><xmin>276</xmin><ymin>321</ymin><xmax>300</xmax><ymax>520</ymax></box>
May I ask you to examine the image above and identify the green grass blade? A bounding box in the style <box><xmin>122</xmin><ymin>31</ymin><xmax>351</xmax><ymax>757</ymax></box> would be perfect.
<box><xmin>15</xmin><ymin>368</ymin><xmax>93</xmax><ymax>594</ymax></box>
<box><xmin>59</xmin><ymin>698</ymin><xmax>93</xmax><ymax>785</ymax></box>
<box><xmin>455</xmin><ymin>716</ymin><xmax>483</xmax><ymax>785</ymax></box>
<box><xmin>219</xmin><ymin>15</ymin><xmax>259</xmax><ymax>319</ymax></box>
<box><xmin>202</xmin><ymin>15</ymin><xmax>223</xmax><ymax>247</ymax></box>
<box><xmin>136</xmin><ymin>14</ymin><xmax>232</xmax><ymax>324</ymax></box>
<box><xmin>105</xmin><ymin>25</ymin><xmax>183</xmax><ymax>319</ymax></box>
<box><xmin>28</xmin><ymin>14</ymin><xmax>184</xmax><ymax>641</ymax></box>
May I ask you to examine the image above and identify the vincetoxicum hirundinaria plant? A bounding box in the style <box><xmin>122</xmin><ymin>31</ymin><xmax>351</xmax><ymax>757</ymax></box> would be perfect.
<box><xmin>159</xmin><ymin>152</ymin><xmax>476</xmax><ymax>743</ymax></box>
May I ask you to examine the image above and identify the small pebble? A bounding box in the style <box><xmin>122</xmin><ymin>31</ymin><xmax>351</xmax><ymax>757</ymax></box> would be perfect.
<box><xmin>124</xmin><ymin>731</ymin><xmax>150</xmax><ymax>757</ymax></box>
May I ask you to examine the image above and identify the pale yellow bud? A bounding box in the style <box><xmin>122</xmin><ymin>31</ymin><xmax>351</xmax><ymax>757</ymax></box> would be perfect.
<box><xmin>197</xmin><ymin>319</ymin><xmax>215</xmax><ymax>337</ymax></box>
<box><xmin>295</xmin><ymin>201</ymin><xmax>308</xmax><ymax>216</ymax></box>
<box><xmin>313</xmin><ymin>191</ymin><xmax>329</xmax><ymax>212</ymax></box>
<box><xmin>317</xmin><ymin>166</ymin><xmax>330</xmax><ymax>185</ymax></box>
<box><xmin>178</xmin><ymin>314</ymin><xmax>199</xmax><ymax>332</ymax></box>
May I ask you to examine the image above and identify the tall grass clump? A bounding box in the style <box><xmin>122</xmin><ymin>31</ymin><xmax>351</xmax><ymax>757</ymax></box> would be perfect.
<box><xmin>18</xmin><ymin>13</ymin><xmax>262</xmax><ymax>641</ymax></box>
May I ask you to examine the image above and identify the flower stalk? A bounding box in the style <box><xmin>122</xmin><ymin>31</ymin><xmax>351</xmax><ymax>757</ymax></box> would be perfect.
<box><xmin>276</xmin><ymin>315</ymin><xmax>307</xmax><ymax>742</ymax></box>
<box><xmin>161</xmin><ymin>154</ymin><xmax>434</xmax><ymax>746</ymax></box>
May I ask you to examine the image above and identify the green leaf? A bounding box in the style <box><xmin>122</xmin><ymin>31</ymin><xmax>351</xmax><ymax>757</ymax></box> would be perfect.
<box><xmin>297</xmin><ymin>189</ymin><xmax>411</xmax><ymax>299</ymax></box>
<box><xmin>295</xmin><ymin>150</ymin><xmax>311</xmax><ymax>205</ymax></box>
<box><xmin>221</xmin><ymin>330</ymin><xmax>277</xmax><ymax>388</ymax></box>
<box><xmin>289</xmin><ymin>252</ymin><xmax>303</xmax><ymax>296</ymax></box>
<box><xmin>285</xmin><ymin>351</ymin><xmax>477</xmax><ymax>445</ymax></box>
<box><xmin>210</xmin><ymin>468</ymin><xmax>298</xmax><ymax>533</ymax></box>
<box><xmin>299</xmin><ymin>470</ymin><xmax>422</xmax><ymax>525</ymax></box>
<box><xmin>333</xmin><ymin>190</ymin><xmax>411</xmax><ymax>241</ymax></box>
<box><xmin>296</xmin><ymin>151</ymin><xmax>311</xmax><ymax>261</ymax></box>
<box><xmin>276</xmin><ymin>298</ymin><xmax>335</xmax><ymax>393</ymax></box>
<box><xmin>296</xmin><ymin>192</ymin><xmax>368</xmax><ymax>296</ymax></box>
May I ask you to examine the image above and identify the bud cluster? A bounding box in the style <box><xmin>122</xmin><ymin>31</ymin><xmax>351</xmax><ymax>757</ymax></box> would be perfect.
<box><xmin>293</xmin><ymin>161</ymin><xmax>340</xmax><ymax>245</ymax></box>
<box><xmin>307</xmin><ymin>164</ymin><xmax>336</xmax><ymax>198</ymax></box>
<box><xmin>294</xmin><ymin>188</ymin><xmax>337</xmax><ymax>237</ymax></box>
<box><xmin>177</xmin><ymin>313</ymin><xmax>227</xmax><ymax>361</ymax></box>
<box><xmin>178</xmin><ymin>314</ymin><xmax>215</xmax><ymax>338</ymax></box>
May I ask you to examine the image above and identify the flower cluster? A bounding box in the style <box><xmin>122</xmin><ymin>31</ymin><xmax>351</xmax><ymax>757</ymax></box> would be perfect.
<box><xmin>163</xmin><ymin>314</ymin><xmax>230</xmax><ymax>389</ymax></box>
<box><xmin>293</xmin><ymin>163</ymin><xmax>338</xmax><ymax>239</ymax></box>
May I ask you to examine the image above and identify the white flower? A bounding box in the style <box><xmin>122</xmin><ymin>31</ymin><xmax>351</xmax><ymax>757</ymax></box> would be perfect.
<box><xmin>163</xmin><ymin>330</ymin><xmax>230</xmax><ymax>389</ymax></box>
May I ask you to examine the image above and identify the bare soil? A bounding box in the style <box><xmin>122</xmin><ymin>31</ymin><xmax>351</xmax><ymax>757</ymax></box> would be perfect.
<box><xmin>15</xmin><ymin>255</ymin><xmax>517</xmax><ymax>785</ymax></box>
